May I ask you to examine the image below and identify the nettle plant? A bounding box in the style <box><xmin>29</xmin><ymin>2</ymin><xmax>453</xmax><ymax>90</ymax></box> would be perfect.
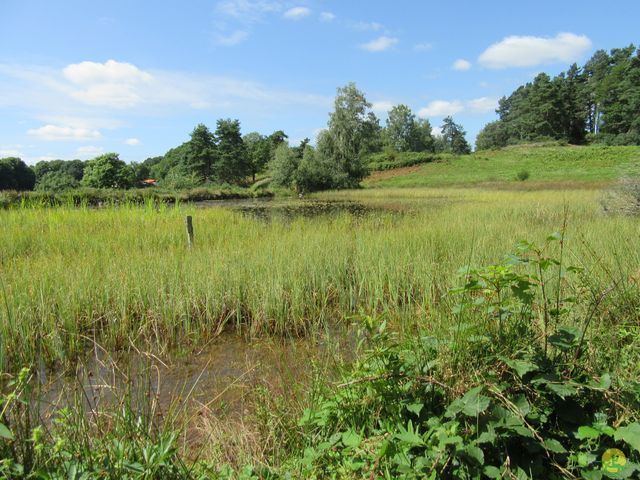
<box><xmin>295</xmin><ymin>233</ymin><xmax>640</xmax><ymax>479</ymax></box>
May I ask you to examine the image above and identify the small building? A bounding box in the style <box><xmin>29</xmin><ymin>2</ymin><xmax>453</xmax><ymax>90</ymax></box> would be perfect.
<box><xmin>141</xmin><ymin>178</ymin><xmax>158</xmax><ymax>187</ymax></box>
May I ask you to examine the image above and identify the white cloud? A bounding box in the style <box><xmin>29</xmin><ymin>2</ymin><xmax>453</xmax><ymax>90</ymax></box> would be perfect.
<box><xmin>0</xmin><ymin>148</ymin><xmax>22</xmax><ymax>157</ymax></box>
<box><xmin>350</xmin><ymin>21</ymin><xmax>384</xmax><ymax>31</ymax></box>
<box><xmin>76</xmin><ymin>145</ymin><xmax>104</xmax><ymax>158</ymax></box>
<box><xmin>360</xmin><ymin>36</ymin><xmax>398</xmax><ymax>52</ymax></box>
<box><xmin>418</xmin><ymin>97</ymin><xmax>499</xmax><ymax>118</ymax></box>
<box><xmin>27</xmin><ymin>124</ymin><xmax>101</xmax><ymax>141</ymax></box>
<box><xmin>125</xmin><ymin>138</ymin><xmax>141</xmax><ymax>146</ymax></box>
<box><xmin>466</xmin><ymin>97</ymin><xmax>498</xmax><ymax>114</ymax></box>
<box><xmin>213</xmin><ymin>30</ymin><xmax>249</xmax><ymax>46</ymax></box>
<box><xmin>414</xmin><ymin>42</ymin><xmax>433</xmax><ymax>52</ymax></box>
<box><xmin>283</xmin><ymin>6</ymin><xmax>311</xmax><ymax>20</ymax></box>
<box><xmin>215</xmin><ymin>0</ymin><xmax>283</xmax><ymax>22</ymax></box>
<box><xmin>452</xmin><ymin>59</ymin><xmax>472</xmax><ymax>71</ymax></box>
<box><xmin>478</xmin><ymin>32</ymin><xmax>592</xmax><ymax>69</ymax></box>
<box><xmin>371</xmin><ymin>101</ymin><xmax>394</xmax><ymax>115</ymax></box>
<box><xmin>320</xmin><ymin>11</ymin><xmax>335</xmax><ymax>22</ymax></box>
<box><xmin>63</xmin><ymin>60</ymin><xmax>153</xmax><ymax>108</ymax></box>
<box><xmin>418</xmin><ymin>100</ymin><xmax>464</xmax><ymax>118</ymax></box>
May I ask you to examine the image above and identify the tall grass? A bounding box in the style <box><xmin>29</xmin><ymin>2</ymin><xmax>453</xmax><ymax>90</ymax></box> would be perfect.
<box><xmin>1</xmin><ymin>188</ymin><xmax>639</xmax><ymax>371</ymax></box>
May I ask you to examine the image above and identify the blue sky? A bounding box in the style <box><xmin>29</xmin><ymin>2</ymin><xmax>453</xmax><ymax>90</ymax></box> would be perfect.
<box><xmin>1</xmin><ymin>0</ymin><xmax>638</xmax><ymax>164</ymax></box>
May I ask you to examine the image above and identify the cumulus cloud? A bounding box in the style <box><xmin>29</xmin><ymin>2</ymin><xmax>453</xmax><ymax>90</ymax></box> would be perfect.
<box><xmin>125</xmin><ymin>138</ymin><xmax>141</xmax><ymax>146</ymax></box>
<box><xmin>0</xmin><ymin>148</ymin><xmax>22</xmax><ymax>157</ymax></box>
<box><xmin>478</xmin><ymin>32</ymin><xmax>592</xmax><ymax>69</ymax></box>
<box><xmin>452</xmin><ymin>59</ymin><xmax>472</xmax><ymax>71</ymax></box>
<box><xmin>63</xmin><ymin>60</ymin><xmax>153</xmax><ymax>108</ymax></box>
<box><xmin>27</xmin><ymin>124</ymin><xmax>102</xmax><ymax>141</ymax></box>
<box><xmin>418</xmin><ymin>97</ymin><xmax>498</xmax><ymax>118</ymax></box>
<box><xmin>320</xmin><ymin>11</ymin><xmax>335</xmax><ymax>22</ymax></box>
<box><xmin>360</xmin><ymin>36</ymin><xmax>398</xmax><ymax>52</ymax></box>
<box><xmin>283</xmin><ymin>6</ymin><xmax>311</xmax><ymax>19</ymax></box>
<box><xmin>418</xmin><ymin>100</ymin><xmax>464</xmax><ymax>118</ymax></box>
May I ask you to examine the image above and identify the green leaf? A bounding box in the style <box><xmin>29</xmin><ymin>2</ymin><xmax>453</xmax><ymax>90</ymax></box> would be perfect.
<box><xmin>548</xmin><ymin>326</ymin><xmax>580</xmax><ymax>351</ymax></box>
<box><xmin>614</xmin><ymin>423</ymin><xmax>640</xmax><ymax>452</ymax></box>
<box><xmin>484</xmin><ymin>466</ymin><xmax>502</xmax><ymax>478</ymax></box>
<box><xmin>546</xmin><ymin>382</ymin><xmax>577</xmax><ymax>398</ymax></box>
<box><xmin>460</xmin><ymin>386</ymin><xmax>490</xmax><ymax>417</ymax></box>
<box><xmin>543</xmin><ymin>438</ymin><xmax>567</xmax><ymax>453</ymax></box>
<box><xmin>576</xmin><ymin>426</ymin><xmax>601</xmax><ymax>440</ymax></box>
<box><xmin>588</xmin><ymin>373</ymin><xmax>612</xmax><ymax>391</ymax></box>
<box><xmin>0</xmin><ymin>423</ymin><xmax>13</xmax><ymax>441</ymax></box>
<box><xmin>461</xmin><ymin>445</ymin><xmax>485</xmax><ymax>464</ymax></box>
<box><xmin>395</xmin><ymin>429</ymin><xmax>424</xmax><ymax>446</ymax></box>
<box><xmin>502</xmin><ymin>357</ymin><xmax>539</xmax><ymax>378</ymax></box>
<box><xmin>406</xmin><ymin>403</ymin><xmax>423</xmax><ymax>417</ymax></box>
<box><xmin>341</xmin><ymin>429</ymin><xmax>361</xmax><ymax>449</ymax></box>
<box><xmin>581</xmin><ymin>469</ymin><xmax>603</xmax><ymax>480</ymax></box>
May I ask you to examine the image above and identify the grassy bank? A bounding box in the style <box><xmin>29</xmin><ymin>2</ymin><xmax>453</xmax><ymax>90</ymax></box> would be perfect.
<box><xmin>0</xmin><ymin>186</ymin><xmax>274</xmax><ymax>209</ymax></box>
<box><xmin>364</xmin><ymin>145</ymin><xmax>640</xmax><ymax>188</ymax></box>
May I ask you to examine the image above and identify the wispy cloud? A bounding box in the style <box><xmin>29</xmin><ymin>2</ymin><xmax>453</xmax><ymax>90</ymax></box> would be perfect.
<box><xmin>371</xmin><ymin>100</ymin><xmax>395</xmax><ymax>115</ymax></box>
<box><xmin>349</xmin><ymin>20</ymin><xmax>384</xmax><ymax>32</ymax></box>
<box><xmin>283</xmin><ymin>6</ymin><xmax>311</xmax><ymax>20</ymax></box>
<box><xmin>478</xmin><ymin>32</ymin><xmax>592</xmax><ymax>69</ymax></box>
<box><xmin>320</xmin><ymin>11</ymin><xmax>335</xmax><ymax>22</ymax></box>
<box><xmin>27</xmin><ymin>124</ymin><xmax>102</xmax><ymax>141</ymax></box>
<box><xmin>418</xmin><ymin>97</ymin><xmax>498</xmax><ymax>118</ymax></box>
<box><xmin>413</xmin><ymin>42</ymin><xmax>433</xmax><ymax>52</ymax></box>
<box><xmin>360</xmin><ymin>36</ymin><xmax>398</xmax><ymax>52</ymax></box>
<box><xmin>125</xmin><ymin>138</ymin><xmax>141</xmax><ymax>146</ymax></box>
<box><xmin>213</xmin><ymin>30</ymin><xmax>249</xmax><ymax>46</ymax></box>
<box><xmin>76</xmin><ymin>145</ymin><xmax>104</xmax><ymax>158</ymax></box>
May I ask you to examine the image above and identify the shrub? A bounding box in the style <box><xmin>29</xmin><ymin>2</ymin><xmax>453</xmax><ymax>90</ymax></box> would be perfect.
<box><xmin>516</xmin><ymin>169</ymin><xmax>530</xmax><ymax>181</ymax></box>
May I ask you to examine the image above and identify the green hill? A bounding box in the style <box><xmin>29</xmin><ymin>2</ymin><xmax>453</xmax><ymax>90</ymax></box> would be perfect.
<box><xmin>364</xmin><ymin>145</ymin><xmax>640</xmax><ymax>189</ymax></box>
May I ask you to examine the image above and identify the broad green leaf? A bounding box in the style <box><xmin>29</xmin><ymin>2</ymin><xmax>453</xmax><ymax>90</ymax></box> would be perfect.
<box><xmin>614</xmin><ymin>423</ymin><xmax>640</xmax><ymax>452</ymax></box>
<box><xmin>576</xmin><ymin>426</ymin><xmax>601</xmax><ymax>440</ymax></box>
<box><xmin>581</xmin><ymin>469</ymin><xmax>603</xmax><ymax>480</ymax></box>
<box><xmin>0</xmin><ymin>423</ymin><xmax>13</xmax><ymax>440</ymax></box>
<box><xmin>484</xmin><ymin>466</ymin><xmax>502</xmax><ymax>478</ymax></box>
<box><xmin>462</xmin><ymin>445</ymin><xmax>484</xmax><ymax>464</ymax></box>
<box><xmin>460</xmin><ymin>386</ymin><xmax>490</xmax><ymax>417</ymax></box>
<box><xmin>588</xmin><ymin>373</ymin><xmax>612</xmax><ymax>390</ymax></box>
<box><xmin>546</xmin><ymin>382</ymin><xmax>577</xmax><ymax>398</ymax></box>
<box><xmin>548</xmin><ymin>326</ymin><xmax>580</xmax><ymax>351</ymax></box>
<box><xmin>502</xmin><ymin>357</ymin><xmax>539</xmax><ymax>378</ymax></box>
<box><xmin>341</xmin><ymin>429</ymin><xmax>361</xmax><ymax>448</ymax></box>
<box><xmin>543</xmin><ymin>438</ymin><xmax>567</xmax><ymax>453</ymax></box>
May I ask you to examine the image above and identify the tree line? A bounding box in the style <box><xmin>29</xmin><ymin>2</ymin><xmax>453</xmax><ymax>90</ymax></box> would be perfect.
<box><xmin>0</xmin><ymin>82</ymin><xmax>472</xmax><ymax>193</ymax></box>
<box><xmin>476</xmin><ymin>44</ymin><xmax>640</xmax><ymax>150</ymax></box>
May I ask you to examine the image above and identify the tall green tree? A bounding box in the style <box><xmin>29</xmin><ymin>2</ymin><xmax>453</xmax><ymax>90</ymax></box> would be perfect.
<box><xmin>81</xmin><ymin>153</ymin><xmax>134</xmax><ymax>189</ymax></box>
<box><xmin>243</xmin><ymin>132</ymin><xmax>271</xmax><ymax>182</ymax></box>
<box><xmin>0</xmin><ymin>157</ymin><xmax>36</xmax><ymax>191</ymax></box>
<box><xmin>440</xmin><ymin>117</ymin><xmax>471</xmax><ymax>154</ymax></box>
<box><xmin>184</xmin><ymin>124</ymin><xmax>216</xmax><ymax>182</ymax></box>
<box><xmin>213</xmin><ymin>119</ymin><xmax>249</xmax><ymax>184</ymax></box>
<box><xmin>321</xmin><ymin>82</ymin><xmax>380</xmax><ymax>187</ymax></box>
<box><xmin>386</xmin><ymin>104</ymin><xmax>418</xmax><ymax>152</ymax></box>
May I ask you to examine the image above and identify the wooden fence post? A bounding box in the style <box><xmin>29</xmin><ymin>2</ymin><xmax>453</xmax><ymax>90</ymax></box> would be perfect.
<box><xmin>185</xmin><ymin>215</ymin><xmax>194</xmax><ymax>248</ymax></box>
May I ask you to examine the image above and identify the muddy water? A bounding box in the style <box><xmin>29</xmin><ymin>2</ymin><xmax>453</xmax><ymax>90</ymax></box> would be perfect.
<box><xmin>194</xmin><ymin>197</ymin><xmax>410</xmax><ymax>221</ymax></box>
<box><xmin>40</xmin><ymin>329</ymin><xmax>355</xmax><ymax>428</ymax></box>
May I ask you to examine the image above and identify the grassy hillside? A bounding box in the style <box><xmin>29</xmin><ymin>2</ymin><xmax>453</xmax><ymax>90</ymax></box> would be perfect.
<box><xmin>364</xmin><ymin>144</ymin><xmax>640</xmax><ymax>188</ymax></box>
